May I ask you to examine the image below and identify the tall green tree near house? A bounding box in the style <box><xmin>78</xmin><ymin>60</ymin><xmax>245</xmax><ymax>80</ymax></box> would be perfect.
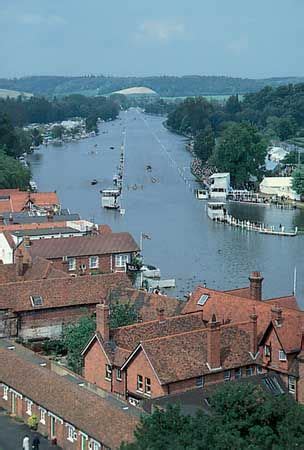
<box><xmin>0</xmin><ymin>148</ymin><xmax>30</xmax><ymax>189</ymax></box>
<box><xmin>121</xmin><ymin>382</ymin><xmax>304</xmax><ymax>450</ymax></box>
<box><xmin>211</xmin><ymin>122</ymin><xmax>267</xmax><ymax>188</ymax></box>
<box><xmin>292</xmin><ymin>167</ymin><xmax>304</xmax><ymax>197</ymax></box>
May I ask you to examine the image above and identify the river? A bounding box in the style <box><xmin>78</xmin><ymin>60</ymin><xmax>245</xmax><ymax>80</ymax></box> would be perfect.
<box><xmin>28</xmin><ymin>108</ymin><xmax>304</xmax><ymax>305</ymax></box>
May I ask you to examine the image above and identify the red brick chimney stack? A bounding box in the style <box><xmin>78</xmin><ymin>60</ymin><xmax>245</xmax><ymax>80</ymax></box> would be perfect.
<box><xmin>249</xmin><ymin>308</ymin><xmax>258</xmax><ymax>354</ymax></box>
<box><xmin>96</xmin><ymin>303</ymin><xmax>110</xmax><ymax>342</ymax></box>
<box><xmin>15</xmin><ymin>248</ymin><xmax>24</xmax><ymax>277</ymax></box>
<box><xmin>207</xmin><ymin>314</ymin><xmax>221</xmax><ymax>369</ymax></box>
<box><xmin>249</xmin><ymin>271</ymin><xmax>264</xmax><ymax>301</ymax></box>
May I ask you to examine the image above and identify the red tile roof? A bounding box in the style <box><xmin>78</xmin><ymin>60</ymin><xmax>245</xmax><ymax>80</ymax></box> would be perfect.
<box><xmin>0</xmin><ymin>346</ymin><xmax>138</xmax><ymax>447</ymax></box>
<box><xmin>0</xmin><ymin>257</ymin><xmax>68</xmax><ymax>284</ymax></box>
<box><xmin>126</xmin><ymin>322</ymin><xmax>255</xmax><ymax>384</ymax></box>
<box><xmin>0</xmin><ymin>272</ymin><xmax>131</xmax><ymax>312</ymax></box>
<box><xmin>0</xmin><ymin>190</ymin><xmax>59</xmax><ymax>213</ymax></box>
<box><xmin>26</xmin><ymin>232</ymin><xmax>139</xmax><ymax>259</ymax></box>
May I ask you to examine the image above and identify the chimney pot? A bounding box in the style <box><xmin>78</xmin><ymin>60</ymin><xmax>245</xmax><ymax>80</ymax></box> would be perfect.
<box><xmin>271</xmin><ymin>305</ymin><xmax>283</xmax><ymax>327</ymax></box>
<box><xmin>249</xmin><ymin>271</ymin><xmax>264</xmax><ymax>301</ymax></box>
<box><xmin>96</xmin><ymin>303</ymin><xmax>110</xmax><ymax>341</ymax></box>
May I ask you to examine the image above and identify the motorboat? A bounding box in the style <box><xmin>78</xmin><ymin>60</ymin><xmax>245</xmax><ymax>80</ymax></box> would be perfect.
<box><xmin>196</xmin><ymin>189</ymin><xmax>209</xmax><ymax>200</ymax></box>
<box><xmin>100</xmin><ymin>188</ymin><xmax>121</xmax><ymax>209</ymax></box>
<box><xmin>207</xmin><ymin>202</ymin><xmax>226</xmax><ymax>221</ymax></box>
<box><xmin>91</xmin><ymin>179</ymin><xmax>98</xmax><ymax>185</ymax></box>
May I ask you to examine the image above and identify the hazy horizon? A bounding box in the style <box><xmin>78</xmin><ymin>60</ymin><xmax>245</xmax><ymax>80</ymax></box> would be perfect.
<box><xmin>1</xmin><ymin>0</ymin><xmax>304</xmax><ymax>79</ymax></box>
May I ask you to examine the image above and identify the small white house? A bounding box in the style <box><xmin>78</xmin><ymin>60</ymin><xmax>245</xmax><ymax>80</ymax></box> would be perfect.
<box><xmin>209</xmin><ymin>173</ymin><xmax>230</xmax><ymax>199</ymax></box>
<box><xmin>260</xmin><ymin>177</ymin><xmax>300</xmax><ymax>201</ymax></box>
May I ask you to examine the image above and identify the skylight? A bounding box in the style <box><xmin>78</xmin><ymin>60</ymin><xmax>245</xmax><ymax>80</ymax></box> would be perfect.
<box><xmin>197</xmin><ymin>294</ymin><xmax>209</xmax><ymax>306</ymax></box>
<box><xmin>30</xmin><ymin>295</ymin><xmax>43</xmax><ymax>307</ymax></box>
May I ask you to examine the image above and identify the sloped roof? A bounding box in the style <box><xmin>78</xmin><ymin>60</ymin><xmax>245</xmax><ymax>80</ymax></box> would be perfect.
<box><xmin>260</xmin><ymin>177</ymin><xmax>292</xmax><ymax>188</ymax></box>
<box><xmin>0</xmin><ymin>347</ymin><xmax>138</xmax><ymax>447</ymax></box>
<box><xmin>0</xmin><ymin>272</ymin><xmax>131</xmax><ymax>312</ymax></box>
<box><xmin>0</xmin><ymin>190</ymin><xmax>60</xmax><ymax>213</ymax></box>
<box><xmin>26</xmin><ymin>232</ymin><xmax>139</xmax><ymax>259</ymax></box>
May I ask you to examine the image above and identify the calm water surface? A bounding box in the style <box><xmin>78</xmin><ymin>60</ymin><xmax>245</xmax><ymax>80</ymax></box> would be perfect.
<box><xmin>28</xmin><ymin>109</ymin><xmax>304</xmax><ymax>305</ymax></box>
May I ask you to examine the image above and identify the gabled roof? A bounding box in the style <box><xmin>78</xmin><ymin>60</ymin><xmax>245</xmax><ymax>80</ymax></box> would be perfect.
<box><xmin>0</xmin><ymin>272</ymin><xmax>131</xmax><ymax>312</ymax></box>
<box><xmin>25</xmin><ymin>232</ymin><xmax>139</xmax><ymax>259</ymax></box>
<box><xmin>0</xmin><ymin>190</ymin><xmax>60</xmax><ymax>213</ymax></box>
<box><xmin>121</xmin><ymin>322</ymin><xmax>255</xmax><ymax>384</ymax></box>
<box><xmin>0</xmin><ymin>346</ymin><xmax>138</xmax><ymax>447</ymax></box>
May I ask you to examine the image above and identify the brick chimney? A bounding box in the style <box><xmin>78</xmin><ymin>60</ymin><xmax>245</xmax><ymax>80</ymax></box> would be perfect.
<box><xmin>207</xmin><ymin>314</ymin><xmax>221</xmax><ymax>370</ymax></box>
<box><xmin>157</xmin><ymin>308</ymin><xmax>165</xmax><ymax>323</ymax></box>
<box><xmin>271</xmin><ymin>305</ymin><xmax>283</xmax><ymax>327</ymax></box>
<box><xmin>15</xmin><ymin>248</ymin><xmax>24</xmax><ymax>277</ymax></box>
<box><xmin>23</xmin><ymin>236</ymin><xmax>31</xmax><ymax>248</ymax></box>
<box><xmin>249</xmin><ymin>271</ymin><xmax>264</xmax><ymax>301</ymax></box>
<box><xmin>96</xmin><ymin>303</ymin><xmax>110</xmax><ymax>342</ymax></box>
<box><xmin>249</xmin><ymin>308</ymin><xmax>258</xmax><ymax>354</ymax></box>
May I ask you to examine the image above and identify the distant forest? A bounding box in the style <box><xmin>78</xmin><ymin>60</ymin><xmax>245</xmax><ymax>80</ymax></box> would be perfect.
<box><xmin>1</xmin><ymin>75</ymin><xmax>304</xmax><ymax>97</ymax></box>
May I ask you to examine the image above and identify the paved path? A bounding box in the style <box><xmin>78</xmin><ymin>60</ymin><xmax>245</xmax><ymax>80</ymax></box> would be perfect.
<box><xmin>0</xmin><ymin>410</ymin><xmax>61</xmax><ymax>450</ymax></box>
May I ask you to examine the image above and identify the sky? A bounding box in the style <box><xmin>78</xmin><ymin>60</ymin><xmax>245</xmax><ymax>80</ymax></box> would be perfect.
<box><xmin>1</xmin><ymin>0</ymin><xmax>304</xmax><ymax>79</ymax></box>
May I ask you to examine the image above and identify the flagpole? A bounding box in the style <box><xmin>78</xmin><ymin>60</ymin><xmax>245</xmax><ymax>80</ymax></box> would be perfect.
<box><xmin>140</xmin><ymin>232</ymin><xmax>143</xmax><ymax>253</ymax></box>
<box><xmin>293</xmin><ymin>266</ymin><xmax>297</xmax><ymax>296</ymax></box>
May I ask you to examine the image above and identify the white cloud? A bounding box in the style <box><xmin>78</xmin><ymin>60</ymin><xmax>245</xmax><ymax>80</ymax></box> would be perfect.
<box><xmin>18</xmin><ymin>13</ymin><xmax>67</xmax><ymax>26</ymax></box>
<box><xmin>136</xmin><ymin>20</ymin><xmax>185</xmax><ymax>42</ymax></box>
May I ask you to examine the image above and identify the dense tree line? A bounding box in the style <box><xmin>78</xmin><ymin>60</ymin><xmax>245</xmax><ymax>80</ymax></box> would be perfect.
<box><xmin>1</xmin><ymin>75</ymin><xmax>304</xmax><ymax>98</ymax></box>
<box><xmin>0</xmin><ymin>94</ymin><xmax>120</xmax><ymax>127</ymax></box>
<box><xmin>166</xmin><ymin>84</ymin><xmax>304</xmax><ymax>187</ymax></box>
<box><xmin>122</xmin><ymin>383</ymin><xmax>304</xmax><ymax>450</ymax></box>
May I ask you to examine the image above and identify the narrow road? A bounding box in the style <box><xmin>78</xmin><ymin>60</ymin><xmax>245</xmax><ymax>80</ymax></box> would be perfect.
<box><xmin>0</xmin><ymin>409</ymin><xmax>61</xmax><ymax>450</ymax></box>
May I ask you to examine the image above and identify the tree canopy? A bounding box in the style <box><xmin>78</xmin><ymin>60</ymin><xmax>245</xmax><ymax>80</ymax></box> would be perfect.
<box><xmin>121</xmin><ymin>382</ymin><xmax>304</xmax><ymax>450</ymax></box>
<box><xmin>211</xmin><ymin>123</ymin><xmax>267</xmax><ymax>187</ymax></box>
<box><xmin>0</xmin><ymin>148</ymin><xmax>30</xmax><ymax>189</ymax></box>
<box><xmin>292</xmin><ymin>167</ymin><xmax>304</xmax><ymax>196</ymax></box>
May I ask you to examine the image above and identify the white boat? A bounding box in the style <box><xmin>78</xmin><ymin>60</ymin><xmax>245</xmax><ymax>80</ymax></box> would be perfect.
<box><xmin>100</xmin><ymin>188</ymin><xmax>121</xmax><ymax>209</ymax></box>
<box><xmin>196</xmin><ymin>189</ymin><xmax>209</xmax><ymax>200</ymax></box>
<box><xmin>207</xmin><ymin>202</ymin><xmax>226</xmax><ymax>221</ymax></box>
<box><xmin>29</xmin><ymin>181</ymin><xmax>38</xmax><ymax>192</ymax></box>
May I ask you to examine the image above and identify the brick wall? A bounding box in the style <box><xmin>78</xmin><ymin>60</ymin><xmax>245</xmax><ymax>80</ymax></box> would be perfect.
<box><xmin>83</xmin><ymin>339</ymin><xmax>112</xmax><ymax>393</ymax></box>
<box><xmin>126</xmin><ymin>349</ymin><xmax>167</xmax><ymax>399</ymax></box>
<box><xmin>51</xmin><ymin>254</ymin><xmax>111</xmax><ymax>275</ymax></box>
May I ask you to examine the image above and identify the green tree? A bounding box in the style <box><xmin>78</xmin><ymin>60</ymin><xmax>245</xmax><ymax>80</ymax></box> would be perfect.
<box><xmin>225</xmin><ymin>94</ymin><xmax>242</xmax><ymax>115</ymax></box>
<box><xmin>122</xmin><ymin>383</ymin><xmax>304</xmax><ymax>450</ymax></box>
<box><xmin>51</xmin><ymin>125</ymin><xmax>64</xmax><ymax>139</ymax></box>
<box><xmin>194</xmin><ymin>126</ymin><xmax>215</xmax><ymax>163</ymax></box>
<box><xmin>62</xmin><ymin>315</ymin><xmax>96</xmax><ymax>373</ymax></box>
<box><xmin>292</xmin><ymin>167</ymin><xmax>304</xmax><ymax>196</ymax></box>
<box><xmin>0</xmin><ymin>148</ymin><xmax>30</xmax><ymax>189</ymax></box>
<box><xmin>85</xmin><ymin>115</ymin><xmax>98</xmax><ymax>134</ymax></box>
<box><xmin>211</xmin><ymin>123</ymin><xmax>267</xmax><ymax>187</ymax></box>
<box><xmin>109</xmin><ymin>302</ymin><xmax>138</xmax><ymax>329</ymax></box>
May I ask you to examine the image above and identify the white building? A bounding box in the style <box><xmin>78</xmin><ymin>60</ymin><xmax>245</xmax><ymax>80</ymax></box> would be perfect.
<box><xmin>260</xmin><ymin>177</ymin><xmax>300</xmax><ymax>200</ymax></box>
<box><xmin>209</xmin><ymin>173</ymin><xmax>230</xmax><ymax>199</ymax></box>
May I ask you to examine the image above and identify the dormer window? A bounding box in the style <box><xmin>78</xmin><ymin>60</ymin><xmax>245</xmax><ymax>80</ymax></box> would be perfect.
<box><xmin>30</xmin><ymin>295</ymin><xmax>43</xmax><ymax>307</ymax></box>
<box><xmin>279</xmin><ymin>349</ymin><xmax>287</xmax><ymax>361</ymax></box>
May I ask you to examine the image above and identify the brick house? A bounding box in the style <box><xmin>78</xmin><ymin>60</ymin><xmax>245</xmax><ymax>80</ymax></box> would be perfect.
<box><xmin>0</xmin><ymin>189</ymin><xmax>60</xmax><ymax>214</ymax></box>
<box><xmin>82</xmin><ymin>271</ymin><xmax>304</xmax><ymax>405</ymax></box>
<box><xmin>0</xmin><ymin>254</ymin><xmax>131</xmax><ymax>339</ymax></box>
<box><xmin>20</xmin><ymin>232</ymin><xmax>140</xmax><ymax>275</ymax></box>
<box><xmin>82</xmin><ymin>303</ymin><xmax>263</xmax><ymax>404</ymax></box>
<box><xmin>0</xmin><ymin>341</ymin><xmax>138</xmax><ymax>449</ymax></box>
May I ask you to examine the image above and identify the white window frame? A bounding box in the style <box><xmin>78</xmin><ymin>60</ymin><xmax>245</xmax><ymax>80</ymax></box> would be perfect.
<box><xmin>279</xmin><ymin>349</ymin><xmax>287</xmax><ymax>361</ymax></box>
<box><xmin>66</xmin><ymin>423</ymin><xmax>76</xmax><ymax>442</ymax></box>
<box><xmin>264</xmin><ymin>345</ymin><xmax>271</xmax><ymax>357</ymax></box>
<box><xmin>67</xmin><ymin>257</ymin><xmax>76</xmax><ymax>271</ymax></box>
<box><xmin>257</xmin><ymin>365</ymin><xmax>263</xmax><ymax>374</ymax></box>
<box><xmin>234</xmin><ymin>368</ymin><xmax>242</xmax><ymax>379</ymax></box>
<box><xmin>224</xmin><ymin>370</ymin><xmax>231</xmax><ymax>381</ymax></box>
<box><xmin>288</xmin><ymin>376</ymin><xmax>296</xmax><ymax>394</ymax></box>
<box><xmin>116</xmin><ymin>368</ymin><xmax>122</xmax><ymax>381</ymax></box>
<box><xmin>2</xmin><ymin>385</ymin><xmax>8</xmax><ymax>400</ymax></box>
<box><xmin>25</xmin><ymin>399</ymin><xmax>33</xmax><ymax>416</ymax></box>
<box><xmin>115</xmin><ymin>253</ymin><xmax>130</xmax><ymax>268</ymax></box>
<box><xmin>246</xmin><ymin>366</ymin><xmax>254</xmax><ymax>376</ymax></box>
<box><xmin>89</xmin><ymin>255</ymin><xmax>99</xmax><ymax>269</ymax></box>
<box><xmin>39</xmin><ymin>407</ymin><xmax>46</xmax><ymax>424</ymax></box>
<box><xmin>137</xmin><ymin>374</ymin><xmax>143</xmax><ymax>392</ymax></box>
<box><xmin>90</xmin><ymin>440</ymin><xmax>101</xmax><ymax>450</ymax></box>
<box><xmin>105</xmin><ymin>364</ymin><xmax>112</xmax><ymax>381</ymax></box>
<box><xmin>145</xmin><ymin>377</ymin><xmax>152</xmax><ymax>395</ymax></box>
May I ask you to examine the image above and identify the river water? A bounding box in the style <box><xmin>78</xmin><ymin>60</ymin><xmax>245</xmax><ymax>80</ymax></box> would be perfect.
<box><xmin>28</xmin><ymin>108</ymin><xmax>304</xmax><ymax>305</ymax></box>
